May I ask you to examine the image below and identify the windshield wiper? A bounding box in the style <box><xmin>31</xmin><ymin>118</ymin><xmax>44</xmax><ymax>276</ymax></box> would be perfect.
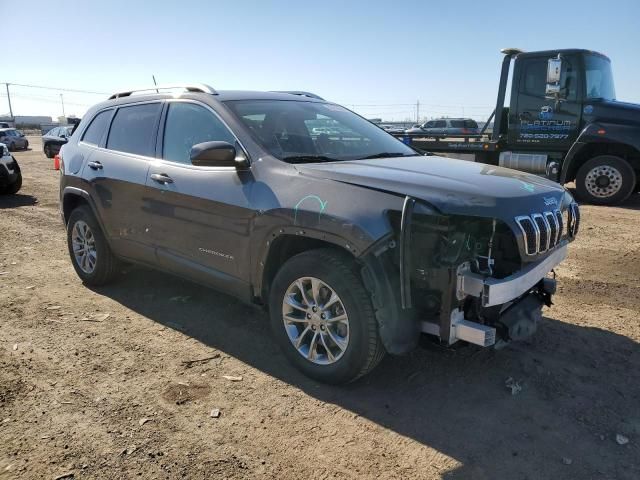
<box><xmin>282</xmin><ymin>154</ymin><xmax>338</xmax><ymax>163</ymax></box>
<box><xmin>358</xmin><ymin>152</ymin><xmax>415</xmax><ymax>160</ymax></box>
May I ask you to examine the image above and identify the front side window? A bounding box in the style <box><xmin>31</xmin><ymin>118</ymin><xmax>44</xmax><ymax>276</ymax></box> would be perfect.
<box><xmin>224</xmin><ymin>100</ymin><xmax>416</xmax><ymax>162</ymax></box>
<box><xmin>107</xmin><ymin>103</ymin><xmax>161</xmax><ymax>156</ymax></box>
<box><xmin>162</xmin><ymin>102</ymin><xmax>235</xmax><ymax>164</ymax></box>
<box><xmin>585</xmin><ymin>55</ymin><xmax>616</xmax><ymax>100</ymax></box>
<box><xmin>82</xmin><ymin>110</ymin><xmax>112</xmax><ymax>146</ymax></box>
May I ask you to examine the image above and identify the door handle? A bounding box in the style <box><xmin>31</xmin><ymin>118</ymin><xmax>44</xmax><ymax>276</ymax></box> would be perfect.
<box><xmin>150</xmin><ymin>173</ymin><xmax>174</xmax><ymax>184</ymax></box>
<box><xmin>87</xmin><ymin>161</ymin><xmax>103</xmax><ymax>170</ymax></box>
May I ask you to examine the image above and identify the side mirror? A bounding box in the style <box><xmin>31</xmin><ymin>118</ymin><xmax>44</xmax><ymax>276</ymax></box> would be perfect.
<box><xmin>190</xmin><ymin>141</ymin><xmax>247</xmax><ymax>168</ymax></box>
<box><xmin>545</xmin><ymin>55</ymin><xmax>565</xmax><ymax>101</ymax></box>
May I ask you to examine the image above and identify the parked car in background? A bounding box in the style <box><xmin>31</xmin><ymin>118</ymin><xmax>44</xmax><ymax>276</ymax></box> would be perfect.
<box><xmin>42</xmin><ymin>125</ymin><xmax>73</xmax><ymax>158</ymax></box>
<box><xmin>0</xmin><ymin>128</ymin><xmax>29</xmax><ymax>151</ymax></box>
<box><xmin>378</xmin><ymin>124</ymin><xmax>406</xmax><ymax>135</ymax></box>
<box><xmin>0</xmin><ymin>142</ymin><xmax>22</xmax><ymax>194</ymax></box>
<box><xmin>405</xmin><ymin>118</ymin><xmax>480</xmax><ymax>136</ymax></box>
<box><xmin>0</xmin><ymin>122</ymin><xmax>11</xmax><ymax>128</ymax></box>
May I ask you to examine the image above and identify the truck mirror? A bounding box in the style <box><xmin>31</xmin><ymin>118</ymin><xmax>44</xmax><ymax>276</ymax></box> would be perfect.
<box><xmin>545</xmin><ymin>55</ymin><xmax>565</xmax><ymax>100</ymax></box>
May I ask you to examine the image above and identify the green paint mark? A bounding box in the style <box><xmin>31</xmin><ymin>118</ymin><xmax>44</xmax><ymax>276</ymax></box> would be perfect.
<box><xmin>519</xmin><ymin>180</ymin><xmax>535</xmax><ymax>193</ymax></box>
<box><xmin>294</xmin><ymin>195</ymin><xmax>328</xmax><ymax>224</ymax></box>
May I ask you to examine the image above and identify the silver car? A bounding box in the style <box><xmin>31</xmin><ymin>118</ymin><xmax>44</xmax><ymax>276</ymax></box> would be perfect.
<box><xmin>405</xmin><ymin>118</ymin><xmax>479</xmax><ymax>136</ymax></box>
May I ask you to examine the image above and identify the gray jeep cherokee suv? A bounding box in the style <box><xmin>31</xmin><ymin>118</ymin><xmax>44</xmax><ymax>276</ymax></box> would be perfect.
<box><xmin>59</xmin><ymin>84</ymin><xmax>579</xmax><ymax>383</ymax></box>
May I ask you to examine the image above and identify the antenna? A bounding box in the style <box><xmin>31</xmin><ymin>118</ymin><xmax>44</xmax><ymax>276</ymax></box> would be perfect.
<box><xmin>152</xmin><ymin>75</ymin><xmax>159</xmax><ymax>93</ymax></box>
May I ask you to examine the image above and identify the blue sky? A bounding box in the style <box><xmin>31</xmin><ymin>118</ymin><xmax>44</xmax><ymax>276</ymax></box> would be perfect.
<box><xmin>3</xmin><ymin>0</ymin><xmax>640</xmax><ymax>121</ymax></box>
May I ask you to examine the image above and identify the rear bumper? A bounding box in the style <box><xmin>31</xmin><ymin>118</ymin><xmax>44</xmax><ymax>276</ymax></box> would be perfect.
<box><xmin>456</xmin><ymin>245</ymin><xmax>567</xmax><ymax>307</ymax></box>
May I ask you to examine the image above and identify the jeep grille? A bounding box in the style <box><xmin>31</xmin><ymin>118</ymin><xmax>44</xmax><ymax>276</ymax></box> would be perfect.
<box><xmin>515</xmin><ymin>204</ymin><xmax>579</xmax><ymax>256</ymax></box>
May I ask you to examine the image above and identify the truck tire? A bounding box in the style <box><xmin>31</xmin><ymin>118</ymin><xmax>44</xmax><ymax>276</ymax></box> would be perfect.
<box><xmin>575</xmin><ymin>155</ymin><xmax>636</xmax><ymax>205</ymax></box>
<box><xmin>66</xmin><ymin>205</ymin><xmax>120</xmax><ymax>286</ymax></box>
<box><xmin>269</xmin><ymin>248</ymin><xmax>385</xmax><ymax>384</ymax></box>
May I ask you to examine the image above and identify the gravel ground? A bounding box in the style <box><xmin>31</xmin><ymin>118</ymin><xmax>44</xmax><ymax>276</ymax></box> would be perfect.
<box><xmin>1</xmin><ymin>137</ymin><xmax>639</xmax><ymax>479</ymax></box>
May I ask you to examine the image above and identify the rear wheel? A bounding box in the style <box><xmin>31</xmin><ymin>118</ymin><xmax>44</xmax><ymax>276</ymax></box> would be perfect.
<box><xmin>66</xmin><ymin>206</ymin><xmax>120</xmax><ymax>286</ymax></box>
<box><xmin>44</xmin><ymin>144</ymin><xmax>52</xmax><ymax>158</ymax></box>
<box><xmin>269</xmin><ymin>249</ymin><xmax>385</xmax><ymax>384</ymax></box>
<box><xmin>575</xmin><ymin>155</ymin><xmax>636</xmax><ymax>205</ymax></box>
<box><xmin>23</xmin><ymin>140</ymin><xmax>29</xmax><ymax>150</ymax></box>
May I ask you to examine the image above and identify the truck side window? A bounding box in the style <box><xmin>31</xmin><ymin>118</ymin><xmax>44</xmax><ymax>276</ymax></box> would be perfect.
<box><xmin>523</xmin><ymin>60</ymin><xmax>547</xmax><ymax>97</ymax></box>
<box><xmin>162</xmin><ymin>102</ymin><xmax>236</xmax><ymax>165</ymax></box>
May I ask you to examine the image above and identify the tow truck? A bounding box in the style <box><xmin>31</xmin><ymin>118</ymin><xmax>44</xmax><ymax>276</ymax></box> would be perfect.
<box><xmin>394</xmin><ymin>48</ymin><xmax>640</xmax><ymax>205</ymax></box>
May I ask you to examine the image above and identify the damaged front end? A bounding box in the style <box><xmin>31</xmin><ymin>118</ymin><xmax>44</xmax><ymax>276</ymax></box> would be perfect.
<box><xmin>385</xmin><ymin>196</ymin><xmax>579</xmax><ymax>349</ymax></box>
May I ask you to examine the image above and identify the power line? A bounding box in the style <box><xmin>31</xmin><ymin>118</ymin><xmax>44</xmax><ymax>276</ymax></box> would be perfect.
<box><xmin>2</xmin><ymin>82</ymin><xmax>107</xmax><ymax>95</ymax></box>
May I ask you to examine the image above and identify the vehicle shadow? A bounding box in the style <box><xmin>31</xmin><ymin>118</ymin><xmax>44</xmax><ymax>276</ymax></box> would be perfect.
<box><xmin>95</xmin><ymin>267</ymin><xmax>640</xmax><ymax>479</ymax></box>
<box><xmin>565</xmin><ymin>187</ymin><xmax>640</xmax><ymax>210</ymax></box>
<box><xmin>0</xmin><ymin>193</ymin><xmax>38</xmax><ymax>208</ymax></box>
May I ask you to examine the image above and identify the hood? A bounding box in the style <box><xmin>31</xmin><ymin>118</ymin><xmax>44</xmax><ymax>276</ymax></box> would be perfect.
<box><xmin>296</xmin><ymin>155</ymin><xmax>569</xmax><ymax>220</ymax></box>
<box><xmin>585</xmin><ymin>99</ymin><xmax>640</xmax><ymax>125</ymax></box>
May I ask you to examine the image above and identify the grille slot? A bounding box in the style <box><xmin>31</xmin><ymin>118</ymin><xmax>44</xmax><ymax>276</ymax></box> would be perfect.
<box><xmin>555</xmin><ymin>210</ymin><xmax>564</xmax><ymax>240</ymax></box>
<box><xmin>545</xmin><ymin>211</ymin><xmax>559</xmax><ymax>247</ymax></box>
<box><xmin>515</xmin><ymin>216</ymin><xmax>538</xmax><ymax>255</ymax></box>
<box><xmin>532</xmin><ymin>214</ymin><xmax>549</xmax><ymax>252</ymax></box>
<box><xmin>570</xmin><ymin>203</ymin><xmax>580</xmax><ymax>236</ymax></box>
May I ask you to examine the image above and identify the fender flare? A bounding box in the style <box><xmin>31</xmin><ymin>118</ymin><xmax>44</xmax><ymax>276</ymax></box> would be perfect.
<box><xmin>61</xmin><ymin>187</ymin><xmax>111</xmax><ymax>247</ymax></box>
<box><xmin>560</xmin><ymin>122</ymin><xmax>640</xmax><ymax>183</ymax></box>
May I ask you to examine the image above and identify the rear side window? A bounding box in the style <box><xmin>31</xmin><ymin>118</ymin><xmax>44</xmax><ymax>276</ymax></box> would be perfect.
<box><xmin>107</xmin><ymin>103</ymin><xmax>161</xmax><ymax>156</ymax></box>
<box><xmin>464</xmin><ymin>120</ymin><xmax>478</xmax><ymax>129</ymax></box>
<box><xmin>162</xmin><ymin>102</ymin><xmax>235</xmax><ymax>164</ymax></box>
<box><xmin>82</xmin><ymin>110</ymin><xmax>112</xmax><ymax>146</ymax></box>
<box><xmin>450</xmin><ymin>120</ymin><xmax>464</xmax><ymax>128</ymax></box>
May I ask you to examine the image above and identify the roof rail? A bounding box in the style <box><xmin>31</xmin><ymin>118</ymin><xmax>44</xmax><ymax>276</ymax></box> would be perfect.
<box><xmin>272</xmin><ymin>91</ymin><xmax>325</xmax><ymax>101</ymax></box>
<box><xmin>108</xmin><ymin>83</ymin><xmax>218</xmax><ymax>100</ymax></box>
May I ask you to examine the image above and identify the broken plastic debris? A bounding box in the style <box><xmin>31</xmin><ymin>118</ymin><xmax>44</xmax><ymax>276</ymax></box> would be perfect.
<box><xmin>222</xmin><ymin>375</ymin><xmax>243</xmax><ymax>382</ymax></box>
<box><xmin>616</xmin><ymin>434</ymin><xmax>629</xmax><ymax>445</ymax></box>
<box><xmin>210</xmin><ymin>408</ymin><xmax>221</xmax><ymax>418</ymax></box>
<box><xmin>505</xmin><ymin>377</ymin><xmax>522</xmax><ymax>396</ymax></box>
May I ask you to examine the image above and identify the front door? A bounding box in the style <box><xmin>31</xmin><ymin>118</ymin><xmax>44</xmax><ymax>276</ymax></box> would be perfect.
<box><xmin>143</xmin><ymin>100</ymin><xmax>254</xmax><ymax>289</ymax></box>
<box><xmin>510</xmin><ymin>54</ymin><xmax>582</xmax><ymax>150</ymax></box>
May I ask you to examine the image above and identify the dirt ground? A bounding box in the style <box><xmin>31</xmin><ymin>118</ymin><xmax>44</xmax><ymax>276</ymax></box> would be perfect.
<box><xmin>1</xmin><ymin>137</ymin><xmax>639</xmax><ymax>479</ymax></box>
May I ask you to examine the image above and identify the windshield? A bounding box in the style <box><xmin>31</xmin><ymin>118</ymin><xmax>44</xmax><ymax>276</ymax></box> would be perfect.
<box><xmin>584</xmin><ymin>54</ymin><xmax>616</xmax><ymax>100</ymax></box>
<box><xmin>224</xmin><ymin>100</ymin><xmax>417</xmax><ymax>162</ymax></box>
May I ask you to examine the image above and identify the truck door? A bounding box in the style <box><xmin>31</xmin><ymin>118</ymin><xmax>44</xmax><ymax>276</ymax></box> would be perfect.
<box><xmin>510</xmin><ymin>54</ymin><xmax>582</xmax><ymax>150</ymax></box>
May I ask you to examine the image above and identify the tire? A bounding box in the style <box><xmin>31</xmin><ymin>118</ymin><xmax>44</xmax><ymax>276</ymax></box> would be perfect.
<box><xmin>8</xmin><ymin>142</ymin><xmax>15</xmax><ymax>152</ymax></box>
<box><xmin>44</xmin><ymin>144</ymin><xmax>52</xmax><ymax>158</ymax></box>
<box><xmin>269</xmin><ymin>248</ymin><xmax>385</xmax><ymax>384</ymax></box>
<box><xmin>66</xmin><ymin>205</ymin><xmax>120</xmax><ymax>286</ymax></box>
<box><xmin>575</xmin><ymin>155</ymin><xmax>636</xmax><ymax>205</ymax></box>
<box><xmin>3</xmin><ymin>172</ymin><xmax>22</xmax><ymax>194</ymax></box>
<box><xmin>23</xmin><ymin>140</ymin><xmax>29</xmax><ymax>151</ymax></box>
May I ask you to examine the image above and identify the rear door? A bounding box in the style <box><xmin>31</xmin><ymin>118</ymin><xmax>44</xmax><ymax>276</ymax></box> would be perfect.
<box><xmin>81</xmin><ymin>102</ymin><xmax>162</xmax><ymax>262</ymax></box>
<box><xmin>143</xmin><ymin>100</ymin><xmax>254</xmax><ymax>288</ymax></box>
<box><xmin>510</xmin><ymin>54</ymin><xmax>582</xmax><ymax>149</ymax></box>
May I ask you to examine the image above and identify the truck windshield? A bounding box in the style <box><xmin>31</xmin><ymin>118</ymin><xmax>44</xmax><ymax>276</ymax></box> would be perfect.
<box><xmin>224</xmin><ymin>99</ymin><xmax>418</xmax><ymax>162</ymax></box>
<box><xmin>584</xmin><ymin>55</ymin><xmax>616</xmax><ymax>101</ymax></box>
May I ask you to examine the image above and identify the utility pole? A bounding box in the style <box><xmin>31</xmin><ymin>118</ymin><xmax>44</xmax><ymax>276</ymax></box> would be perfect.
<box><xmin>60</xmin><ymin>93</ymin><xmax>66</xmax><ymax>119</ymax></box>
<box><xmin>416</xmin><ymin>100</ymin><xmax>420</xmax><ymax>123</ymax></box>
<box><xmin>5</xmin><ymin>83</ymin><xmax>14</xmax><ymax>119</ymax></box>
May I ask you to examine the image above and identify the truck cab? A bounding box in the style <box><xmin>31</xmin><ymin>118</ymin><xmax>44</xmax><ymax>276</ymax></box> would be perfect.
<box><xmin>398</xmin><ymin>48</ymin><xmax>640</xmax><ymax>205</ymax></box>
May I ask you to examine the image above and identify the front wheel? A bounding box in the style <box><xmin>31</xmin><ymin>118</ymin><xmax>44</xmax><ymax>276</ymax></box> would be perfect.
<box><xmin>44</xmin><ymin>144</ymin><xmax>52</xmax><ymax>158</ymax></box>
<box><xmin>269</xmin><ymin>249</ymin><xmax>385</xmax><ymax>384</ymax></box>
<box><xmin>575</xmin><ymin>155</ymin><xmax>636</xmax><ymax>205</ymax></box>
<box><xmin>66</xmin><ymin>206</ymin><xmax>120</xmax><ymax>286</ymax></box>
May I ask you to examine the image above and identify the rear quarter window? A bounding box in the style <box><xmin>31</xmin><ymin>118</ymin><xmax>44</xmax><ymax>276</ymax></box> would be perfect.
<box><xmin>82</xmin><ymin>110</ymin><xmax>113</xmax><ymax>146</ymax></box>
<box><xmin>106</xmin><ymin>103</ymin><xmax>162</xmax><ymax>156</ymax></box>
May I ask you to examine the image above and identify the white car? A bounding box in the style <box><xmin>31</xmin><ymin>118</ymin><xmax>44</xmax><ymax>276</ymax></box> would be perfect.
<box><xmin>0</xmin><ymin>142</ymin><xmax>22</xmax><ymax>194</ymax></box>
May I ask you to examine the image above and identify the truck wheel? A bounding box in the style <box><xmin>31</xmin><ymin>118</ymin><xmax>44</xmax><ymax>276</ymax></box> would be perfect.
<box><xmin>66</xmin><ymin>206</ymin><xmax>120</xmax><ymax>286</ymax></box>
<box><xmin>269</xmin><ymin>248</ymin><xmax>385</xmax><ymax>384</ymax></box>
<box><xmin>3</xmin><ymin>172</ymin><xmax>22</xmax><ymax>194</ymax></box>
<box><xmin>575</xmin><ymin>155</ymin><xmax>636</xmax><ymax>205</ymax></box>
